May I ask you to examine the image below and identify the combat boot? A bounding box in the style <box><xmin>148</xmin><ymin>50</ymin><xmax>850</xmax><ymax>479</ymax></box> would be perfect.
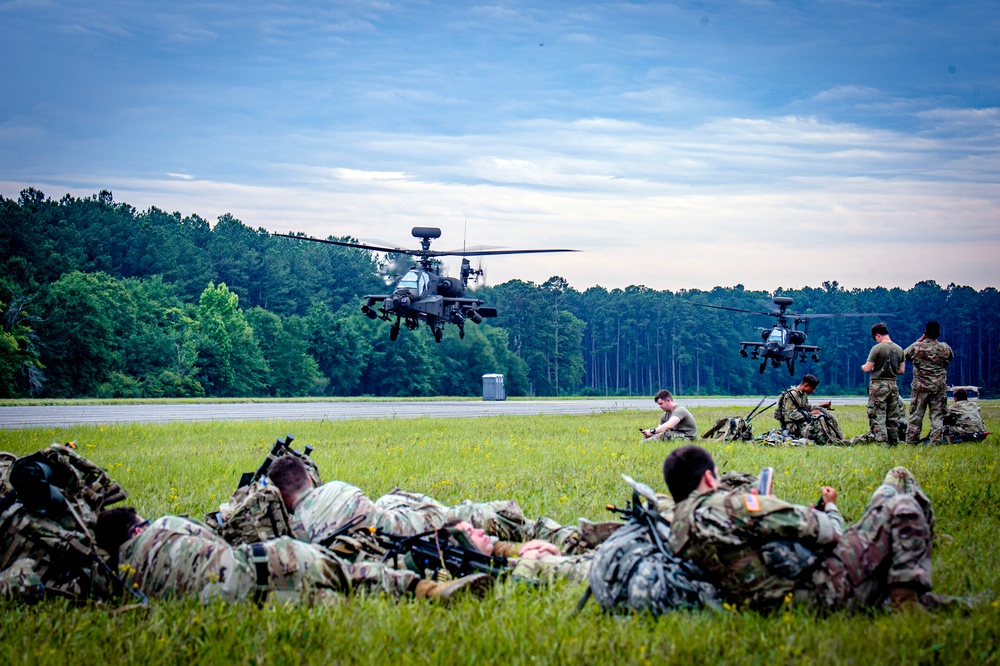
<box><xmin>413</xmin><ymin>574</ymin><xmax>494</xmax><ymax>602</ymax></box>
<box><xmin>888</xmin><ymin>585</ymin><xmax>923</xmax><ymax>612</ymax></box>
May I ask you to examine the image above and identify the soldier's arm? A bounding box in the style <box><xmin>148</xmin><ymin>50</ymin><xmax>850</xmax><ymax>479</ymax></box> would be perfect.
<box><xmin>730</xmin><ymin>494</ymin><xmax>840</xmax><ymax>550</ymax></box>
<box><xmin>862</xmin><ymin>346</ymin><xmax>877</xmax><ymax>373</ymax></box>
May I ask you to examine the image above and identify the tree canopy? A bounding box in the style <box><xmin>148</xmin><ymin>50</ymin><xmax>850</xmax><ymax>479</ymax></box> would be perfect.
<box><xmin>2</xmin><ymin>189</ymin><xmax>996</xmax><ymax>398</ymax></box>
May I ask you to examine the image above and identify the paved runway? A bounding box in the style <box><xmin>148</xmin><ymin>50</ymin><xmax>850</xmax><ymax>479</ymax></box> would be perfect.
<box><xmin>0</xmin><ymin>397</ymin><xmax>867</xmax><ymax>429</ymax></box>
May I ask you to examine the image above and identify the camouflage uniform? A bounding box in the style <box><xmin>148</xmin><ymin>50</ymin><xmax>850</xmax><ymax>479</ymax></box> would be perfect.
<box><xmin>648</xmin><ymin>406</ymin><xmax>698</xmax><ymax>441</ymax></box>
<box><xmin>509</xmin><ymin>553</ymin><xmax>592</xmax><ymax>585</ymax></box>
<box><xmin>866</xmin><ymin>340</ymin><xmax>905</xmax><ymax>445</ymax></box>
<box><xmin>669</xmin><ymin>467</ymin><xmax>933</xmax><ymax>612</ymax></box>
<box><xmin>774</xmin><ymin>387</ymin><xmax>846</xmax><ymax>445</ymax></box>
<box><xmin>292</xmin><ymin>482</ymin><xmax>586</xmax><ymax>555</ymax></box>
<box><xmin>904</xmin><ymin>339</ymin><xmax>954</xmax><ymax>443</ymax></box>
<box><xmin>944</xmin><ymin>401</ymin><xmax>986</xmax><ymax>439</ymax></box>
<box><xmin>118</xmin><ymin>515</ymin><xmax>417</xmax><ymax>604</ymax></box>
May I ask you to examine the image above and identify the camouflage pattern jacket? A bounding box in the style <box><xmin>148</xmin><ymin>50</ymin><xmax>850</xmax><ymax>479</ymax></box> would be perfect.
<box><xmin>118</xmin><ymin>515</ymin><xmax>358</xmax><ymax>604</ymax></box>
<box><xmin>945</xmin><ymin>401</ymin><xmax>985</xmax><ymax>434</ymax></box>
<box><xmin>904</xmin><ymin>339</ymin><xmax>954</xmax><ymax>393</ymax></box>
<box><xmin>291</xmin><ymin>481</ymin><xmax>377</xmax><ymax>546</ymax></box>
<box><xmin>773</xmin><ymin>388</ymin><xmax>813</xmax><ymax>435</ymax></box>
<box><xmin>669</xmin><ymin>487</ymin><xmax>844</xmax><ymax>610</ymax></box>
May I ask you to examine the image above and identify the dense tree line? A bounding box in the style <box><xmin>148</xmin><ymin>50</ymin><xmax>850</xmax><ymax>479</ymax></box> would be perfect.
<box><xmin>2</xmin><ymin>189</ymin><xmax>996</xmax><ymax>398</ymax></box>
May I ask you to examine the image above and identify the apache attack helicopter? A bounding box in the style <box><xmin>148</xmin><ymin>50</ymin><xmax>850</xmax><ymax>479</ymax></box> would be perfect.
<box><xmin>275</xmin><ymin>227</ymin><xmax>576</xmax><ymax>342</ymax></box>
<box><xmin>695</xmin><ymin>296</ymin><xmax>884</xmax><ymax>375</ymax></box>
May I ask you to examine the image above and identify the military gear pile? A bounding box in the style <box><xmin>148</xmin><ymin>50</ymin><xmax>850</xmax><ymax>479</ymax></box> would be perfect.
<box><xmin>702</xmin><ymin>417</ymin><xmax>753</xmax><ymax>441</ymax></box>
<box><xmin>206</xmin><ymin>479</ymin><xmax>294</xmax><ymax>546</ymax></box>
<box><xmin>756</xmin><ymin>429</ymin><xmax>810</xmax><ymax>447</ymax></box>
<box><xmin>587</xmin><ymin>475</ymin><xmax>719</xmax><ymax>615</ymax></box>
<box><xmin>0</xmin><ymin>444</ymin><xmax>128</xmax><ymax>602</ymax></box>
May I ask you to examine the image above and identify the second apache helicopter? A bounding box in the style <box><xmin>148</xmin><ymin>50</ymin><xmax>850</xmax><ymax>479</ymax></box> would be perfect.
<box><xmin>275</xmin><ymin>227</ymin><xmax>576</xmax><ymax>342</ymax></box>
<box><xmin>695</xmin><ymin>296</ymin><xmax>884</xmax><ymax>375</ymax></box>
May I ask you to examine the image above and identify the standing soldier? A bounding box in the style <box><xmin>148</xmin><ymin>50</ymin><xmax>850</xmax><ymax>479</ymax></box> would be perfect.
<box><xmin>903</xmin><ymin>321</ymin><xmax>954</xmax><ymax>444</ymax></box>
<box><xmin>862</xmin><ymin>322</ymin><xmax>905</xmax><ymax>446</ymax></box>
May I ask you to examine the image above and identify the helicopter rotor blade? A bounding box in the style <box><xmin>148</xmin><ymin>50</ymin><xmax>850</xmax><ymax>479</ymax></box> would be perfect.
<box><xmin>426</xmin><ymin>248</ymin><xmax>579</xmax><ymax>258</ymax></box>
<box><xmin>273</xmin><ymin>233</ymin><xmax>421</xmax><ymax>256</ymax></box>
<box><xmin>794</xmin><ymin>312</ymin><xmax>893</xmax><ymax>319</ymax></box>
<box><xmin>275</xmin><ymin>233</ymin><xmax>576</xmax><ymax>259</ymax></box>
<box><xmin>692</xmin><ymin>303</ymin><xmax>775</xmax><ymax>317</ymax></box>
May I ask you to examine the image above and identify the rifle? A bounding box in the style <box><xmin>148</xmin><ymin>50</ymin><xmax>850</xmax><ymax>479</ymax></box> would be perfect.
<box><xmin>317</xmin><ymin>514</ymin><xmax>369</xmax><ymax>550</ymax></box>
<box><xmin>745</xmin><ymin>395</ymin><xmax>776</xmax><ymax>425</ymax></box>
<box><xmin>238</xmin><ymin>434</ymin><xmax>315</xmax><ymax>488</ymax></box>
<box><xmin>373</xmin><ymin>528</ymin><xmax>510</xmax><ymax>579</ymax></box>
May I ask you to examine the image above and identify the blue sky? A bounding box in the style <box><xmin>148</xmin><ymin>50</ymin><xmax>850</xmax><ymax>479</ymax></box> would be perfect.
<box><xmin>2</xmin><ymin>1</ymin><xmax>998</xmax><ymax>291</ymax></box>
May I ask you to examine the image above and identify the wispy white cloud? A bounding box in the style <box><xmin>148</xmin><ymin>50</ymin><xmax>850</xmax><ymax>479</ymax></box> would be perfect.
<box><xmin>2</xmin><ymin>1</ymin><xmax>998</xmax><ymax>293</ymax></box>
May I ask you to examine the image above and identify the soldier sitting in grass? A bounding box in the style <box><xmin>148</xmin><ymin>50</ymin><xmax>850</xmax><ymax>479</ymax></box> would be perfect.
<box><xmin>942</xmin><ymin>388</ymin><xmax>988</xmax><ymax>442</ymax></box>
<box><xmin>664</xmin><ymin>444</ymin><xmax>964</xmax><ymax>613</ymax></box>
<box><xmin>773</xmin><ymin>374</ymin><xmax>846</xmax><ymax>445</ymax></box>
<box><xmin>96</xmin><ymin>507</ymin><xmax>492</xmax><ymax>604</ymax></box>
<box><xmin>640</xmin><ymin>389</ymin><xmax>698</xmax><ymax>442</ymax></box>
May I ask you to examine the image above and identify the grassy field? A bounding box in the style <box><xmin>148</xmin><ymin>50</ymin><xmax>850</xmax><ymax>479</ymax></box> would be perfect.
<box><xmin>1</xmin><ymin>403</ymin><xmax>998</xmax><ymax>665</ymax></box>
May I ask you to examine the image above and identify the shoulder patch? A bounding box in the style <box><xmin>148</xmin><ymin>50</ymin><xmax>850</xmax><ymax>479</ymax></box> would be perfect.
<box><xmin>743</xmin><ymin>493</ymin><xmax>761</xmax><ymax>512</ymax></box>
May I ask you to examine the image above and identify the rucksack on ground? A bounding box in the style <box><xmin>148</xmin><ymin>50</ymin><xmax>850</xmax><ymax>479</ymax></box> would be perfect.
<box><xmin>586</xmin><ymin>475</ymin><xmax>719</xmax><ymax>615</ymax></box>
<box><xmin>0</xmin><ymin>443</ymin><xmax>127</xmax><ymax>602</ymax></box>
<box><xmin>206</xmin><ymin>479</ymin><xmax>294</xmax><ymax>545</ymax></box>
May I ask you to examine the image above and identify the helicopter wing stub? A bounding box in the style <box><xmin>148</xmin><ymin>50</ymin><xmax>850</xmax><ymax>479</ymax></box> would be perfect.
<box><xmin>443</xmin><ymin>297</ymin><xmax>486</xmax><ymax>306</ymax></box>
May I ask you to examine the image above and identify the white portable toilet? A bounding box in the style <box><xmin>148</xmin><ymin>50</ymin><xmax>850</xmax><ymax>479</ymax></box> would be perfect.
<box><xmin>482</xmin><ymin>374</ymin><xmax>506</xmax><ymax>401</ymax></box>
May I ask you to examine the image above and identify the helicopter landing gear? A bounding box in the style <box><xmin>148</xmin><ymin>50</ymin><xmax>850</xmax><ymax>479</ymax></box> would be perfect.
<box><xmin>434</xmin><ymin>327</ymin><xmax>443</xmax><ymax>343</ymax></box>
<box><xmin>786</xmin><ymin>358</ymin><xmax>795</xmax><ymax>376</ymax></box>
<box><xmin>759</xmin><ymin>359</ymin><xmax>767</xmax><ymax>374</ymax></box>
<box><xmin>389</xmin><ymin>318</ymin><xmax>401</xmax><ymax>341</ymax></box>
<box><xmin>458</xmin><ymin>325</ymin><xmax>465</xmax><ymax>339</ymax></box>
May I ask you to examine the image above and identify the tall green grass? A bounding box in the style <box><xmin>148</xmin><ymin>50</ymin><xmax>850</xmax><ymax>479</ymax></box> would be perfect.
<box><xmin>1</xmin><ymin>403</ymin><xmax>998</xmax><ymax>665</ymax></box>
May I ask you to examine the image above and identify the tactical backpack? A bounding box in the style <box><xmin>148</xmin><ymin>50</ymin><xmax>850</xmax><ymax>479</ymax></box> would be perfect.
<box><xmin>585</xmin><ymin>475</ymin><xmax>719</xmax><ymax>616</ymax></box>
<box><xmin>205</xmin><ymin>479</ymin><xmax>294</xmax><ymax>546</ymax></box>
<box><xmin>702</xmin><ymin>417</ymin><xmax>753</xmax><ymax>441</ymax></box>
<box><xmin>0</xmin><ymin>443</ymin><xmax>130</xmax><ymax>602</ymax></box>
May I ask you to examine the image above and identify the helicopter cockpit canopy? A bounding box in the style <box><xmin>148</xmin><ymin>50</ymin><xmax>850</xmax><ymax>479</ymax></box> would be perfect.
<box><xmin>396</xmin><ymin>270</ymin><xmax>428</xmax><ymax>295</ymax></box>
<box><xmin>766</xmin><ymin>328</ymin><xmax>787</xmax><ymax>345</ymax></box>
